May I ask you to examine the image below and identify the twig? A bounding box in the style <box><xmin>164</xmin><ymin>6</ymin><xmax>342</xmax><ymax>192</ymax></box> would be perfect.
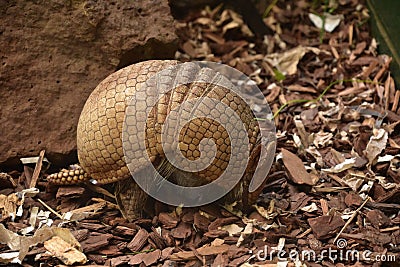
<box><xmin>29</xmin><ymin>150</ymin><xmax>45</xmax><ymax>188</ymax></box>
<box><xmin>37</xmin><ymin>198</ymin><xmax>63</xmax><ymax>219</ymax></box>
<box><xmin>380</xmin><ymin>226</ymin><xmax>400</xmax><ymax>233</ymax></box>
<box><xmin>333</xmin><ymin>196</ymin><xmax>369</xmax><ymax>244</ymax></box>
<box><xmin>296</xmin><ymin>228</ymin><xmax>312</xmax><ymax>239</ymax></box>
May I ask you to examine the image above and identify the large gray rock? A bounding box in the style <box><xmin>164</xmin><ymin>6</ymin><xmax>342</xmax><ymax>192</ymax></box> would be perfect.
<box><xmin>0</xmin><ymin>0</ymin><xmax>178</xmax><ymax>166</ymax></box>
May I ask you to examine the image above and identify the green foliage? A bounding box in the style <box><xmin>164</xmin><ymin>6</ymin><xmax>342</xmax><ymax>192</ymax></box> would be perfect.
<box><xmin>262</xmin><ymin>0</ymin><xmax>278</xmax><ymax>18</ymax></box>
<box><xmin>273</xmin><ymin>68</ymin><xmax>286</xmax><ymax>82</ymax></box>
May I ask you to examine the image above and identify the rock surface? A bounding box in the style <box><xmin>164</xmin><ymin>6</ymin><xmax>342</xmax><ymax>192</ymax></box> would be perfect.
<box><xmin>0</xmin><ymin>0</ymin><xmax>178</xmax><ymax>166</ymax></box>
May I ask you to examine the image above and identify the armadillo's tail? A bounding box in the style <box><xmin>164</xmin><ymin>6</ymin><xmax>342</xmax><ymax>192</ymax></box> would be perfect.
<box><xmin>47</xmin><ymin>164</ymin><xmax>88</xmax><ymax>185</ymax></box>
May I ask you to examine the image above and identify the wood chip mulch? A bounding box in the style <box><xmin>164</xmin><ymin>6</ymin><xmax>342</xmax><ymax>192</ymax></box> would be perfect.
<box><xmin>1</xmin><ymin>0</ymin><xmax>399</xmax><ymax>266</ymax></box>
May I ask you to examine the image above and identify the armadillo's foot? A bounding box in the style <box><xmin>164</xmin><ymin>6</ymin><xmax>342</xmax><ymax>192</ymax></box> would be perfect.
<box><xmin>47</xmin><ymin>164</ymin><xmax>89</xmax><ymax>185</ymax></box>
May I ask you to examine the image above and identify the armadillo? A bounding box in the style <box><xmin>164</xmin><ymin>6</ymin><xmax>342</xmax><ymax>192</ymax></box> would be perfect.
<box><xmin>48</xmin><ymin>60</ymin><xmax>274</xmax><ymax>221</ymax></box>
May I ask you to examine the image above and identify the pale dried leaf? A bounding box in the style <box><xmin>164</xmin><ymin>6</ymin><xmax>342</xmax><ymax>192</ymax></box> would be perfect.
<box><xmin>365</xmin><ymin>128</ymin><xmax>388</xmax><ymax>165</ymax></box>
<box><xmin>220</xmin><ymin>224</ymin><xmax>243</xmax><ymax>236</ymax></box>
<box><xmin>313</xmin><ymin>131</ymin><xmax>333</xmax><ymax>148</ymax></box>
<box><xmin>264</xmin><ymin>46</ymin><xmax>322</xmax><ymax>75</ymax></box>
<box><xmin>236</xmin><ymin>221</ymin><xmax>253</xmax><ymax>247</ymax></box>
<box><xmin>222</xmin><ymin>21</ymin><xmax>240</xmax><ymax>34</ymax></box>
<box><xmin>0</xmin><ymin>252</ymin><xmax>20</xmax><ymax>264</ymax></box>
<box><xmin>308</xmin><ymin>12</ymin><xmax>343</xmax><ymax>32</ymax></box>
<box><xmin>254</xmin><ymin>204</ymin><xmax>277</xmax><ymax>220</ymax></box>
<box><xmin>300</xmin><ymin>202</ymin><xmax>318</xmax><ymax>213</ymax></box>
<box><xmin>342</xmin><ymin>171</ymin><xmax>368</xmax><ymax>191</ymax></box>
<box><xmin>322</xmin><ymin>158</ymin><xmax>356</xmax><ymax>173</ymax></box>
<box><xmin>44</xmin><ymin>236</ymin><xmax>87</xmax><ymax>265</ymax></box>
<box><xmin>0</xmin><ymin>193</ymin><xmax>21</xmax><ymax>220</ymax></box>
<box><xmin>0</xmin><ymin>225</ymin><xmax>79</xmax><ymax>263</ymax></box>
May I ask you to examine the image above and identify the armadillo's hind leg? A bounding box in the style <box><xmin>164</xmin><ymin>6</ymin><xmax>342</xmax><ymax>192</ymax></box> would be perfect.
<box><xmin>114</xmin><ymin>158</ymin><xmax>183</xmax><ymax>222</ymax></box>
<box><xmin>115</xmin><ymin>178</ymin><xmax>150</xmax><ymax>221</ymax></box>
<box><xmin>47</xmin><ymin>164</ymin><xmax>89</xmax><ymax>185</ymax></box>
